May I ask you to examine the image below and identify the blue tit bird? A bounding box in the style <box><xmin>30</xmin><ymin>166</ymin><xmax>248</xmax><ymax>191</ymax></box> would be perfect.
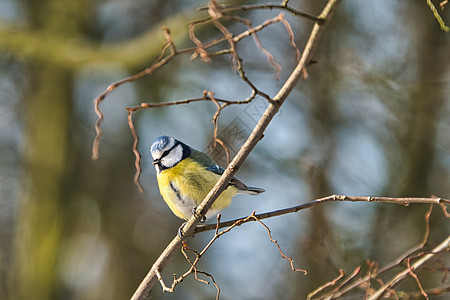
<box><xmin>150</xmin><ymin>135</ymin><xmax>265</xmax><ymax>221</ymax></box>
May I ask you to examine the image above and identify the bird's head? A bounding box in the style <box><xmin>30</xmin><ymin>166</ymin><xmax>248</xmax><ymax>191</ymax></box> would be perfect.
<box><xmin>150</xmin><ymin>136</ymin><xmax>191</xmax><ymax>173</ymax></box>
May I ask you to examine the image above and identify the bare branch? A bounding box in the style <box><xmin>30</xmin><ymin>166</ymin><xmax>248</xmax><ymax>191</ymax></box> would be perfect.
<box><xmin>92</xmin><ymin>28</ymin><xmax>177</xmax><ymax>160</ymax></box>
<box><xmin>130</xmin><ymin>1</ymin><xmax>342</xmax><ymax>299</ymax></box>
<box><xmin>198</xmin><ymin>2</ymin><xmax>323</xmax><ymax>23</ymax></box>
<box><xmin>126</xmin><ymin>111</ymin><xmax>144</xmax><ymax>192</ymax></box>
<box><xmin>328</xmin><ymin>267</ymin><xmax>362</xmax><ymax>298</ymax></box>
<box><xmin>195</xmin><ymin>195</ymin><xmax>449</xmax><ymax>233</ymax></box>
<box><xmin>426</xmin><ymin>0</ymin><xmax>450</xmax><ymax>32</ymax></box>
<box><xmin>307</xmin><ymin>269</ymin><xmax>345</xmax><ymax>300</ymax></box>
<box><xmin>224</xmin><ymin>12</ymin><xmax>283</xmax><ymax>78</ymax></box>
<box><xmin>95</xmin><ymin>13</ymin><xmax>295</xmax><ymax>174</ymax></box>
<box><xmin>279</xmin><ymin>16</ymin><xmax>301</xmax><ymax>63</ymax></box>
<box><xmin>410</xmin><ymin>286</ymin><xmax>450</xmax><ymax>298</ymax></box>
<box><xmin>405</xmin><ymin>258</ymin><xmax>429</xmax><ymax>299</ymax></box>
<box><xmin>125</xmin><ymin>91</ymin><xmax>251</xmax><ymax>189</ymax></box>
<box><xmin>368</xmin><ymin>234</ymin><xmax>450</xmax><ymax>300</ymax></box>
<box><xmin>162</xmin><ymin>211</ymin><xmax>306</xmax><ymax>297</ymax></box>
<box><xmin>250</xmin><ymin>212</ymin><xmax>307</xmax><ymax>274</ymax></box>
<box><xmin>303</xmin><ymin>207</ymin><xmax>449</xmax><ymax>299</ymax></box>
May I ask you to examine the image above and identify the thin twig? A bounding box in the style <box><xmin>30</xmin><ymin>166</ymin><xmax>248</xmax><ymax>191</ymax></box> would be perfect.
<box><xmin>195</xmin><ymin>195</ymin><xmax>449</xmax><ymax>233</ymax></box>
<box><xmin>321</xmin><ymin>267</ymin><xmax>361</xmax><ymax>300</ymax></box>
<box><xmin>131</xmin><ymin>1</ymin><xmax>342</xmax><ymax>298</ymax></box>
<box><xmin>173</xmin><ymin>212</ymin><xmax>306</xmax><ymax>297</ymax></box>
<box><xmin>126</xmin><ymin>110</ymin><xmax>144</xmax><ymax>192</ymax></box>
<box><xmin>307</xmin><ymin>269</ymin><xmax>345</xmax><ymax>300</ymax></box>
<box><xmin>279</xmin><ymin>15</ymin><xmax>301</xmax><ymax>63</ymax></box>
<box><xmin>374</xmin><ymin>205</ymin><xmax>433</xmax><ymax>275</ymax></box>
<box><xmin>405</xmin><ymin>258</ymin><xmax>429</xmax><ymax>299</ymax></box>
<box><xmin>225</xmin><ymin>13</ymin><xmax>283</xmax><ymax>78</ymax></box>
<box><xmin>306</xmin><ymin>207</ymin><xmax>449</xmax><ymax>299</ymax></box>
<box><xmin>368</xmin><ymin>234</ymin><xmax>450</xmax><ymax>300</ymax></box>
<box><xmin>125</xmin><ymin>92</ymin><xmax>247</xmax><ymax>188</ymax></box>
<box><xmin>198</xmin><ymin>2</ymin><xmax>323</xmax><ymax>23</ymax></box>
<box><xmin>426</xmin><ymin>0</ymin><xmax>450</xmax><ymax>32</ymax></box>
<box><xmin>93</xmin><ymin>14</ymin><xmax>290</xmax><ymax>160</ymax></box>
<box><xmin>154</xmin><ymin>214</ymin><xmax>223</xmax><ymax>298</ymax></box>
<box><xmin>122</xmin><ymin>11</ymin><xmax>299</xmax><ymax>188</ymax></box>
<box><xmin>208</xmin><ymin>1</ymin><xmax>241</xmax><ymax>69</ymax></box>
<box><xmin>327</xmin><ymin>205</ymin><xmax>446</xmax><ymax>299</ymax></box>
<box><xmin>249</xmin><ymin>212</ymin><xmax>307</xmax><ymax>274</ymax></box>
<box><xmin>92</xmin><ymin>28</ymin><xmax>177</xmax><ymax>160</ymax></box>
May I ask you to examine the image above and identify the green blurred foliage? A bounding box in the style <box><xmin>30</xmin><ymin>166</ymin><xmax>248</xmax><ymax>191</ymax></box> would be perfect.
<box><xmin>0</xmin><ymin>0</ymin><xmax>449</xmax><ymax>299</ymax></box>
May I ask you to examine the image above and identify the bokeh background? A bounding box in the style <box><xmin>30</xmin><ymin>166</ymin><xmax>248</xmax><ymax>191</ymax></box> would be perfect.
<box><xmin>1</xmin><ymin>0</ymin><xmax>449</xmax><ymax>299</ymax></box>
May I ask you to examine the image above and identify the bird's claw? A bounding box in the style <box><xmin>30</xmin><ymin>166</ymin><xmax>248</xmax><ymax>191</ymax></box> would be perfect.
<box><xmin>177</xmin><ymin>221</ymin><xmax>187</xmax><ymax>238</ymax></box>
<box><xmin>192</xmin><ymin>207</ymin><xmax>206</xmax><ymax>223</ymax></box>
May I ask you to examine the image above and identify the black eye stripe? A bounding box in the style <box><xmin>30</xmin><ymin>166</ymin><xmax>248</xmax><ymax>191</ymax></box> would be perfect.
<box><xmin>160</xmin><ymin>142</ymin><xmax>179</xmax><ymax>159</ymax></box>
<box><xmin>161</xmin><ymin>150</ymin><xmax>170</xmax><ymax>158</ymax></box>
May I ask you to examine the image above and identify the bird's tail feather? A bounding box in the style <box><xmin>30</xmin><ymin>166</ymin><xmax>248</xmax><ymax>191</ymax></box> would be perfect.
<box><xmin>239</xmin><ymin>186</ymin><xmax>265</xmax><ymax>195</ymax></box>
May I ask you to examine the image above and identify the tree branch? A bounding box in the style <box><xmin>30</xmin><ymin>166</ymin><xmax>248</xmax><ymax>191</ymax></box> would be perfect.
<box><xmin>198</xmin><ymin>2</ymin><xmax>323</xmax><ymax>24</ymax></box>
<box><xmin>130</xmin><ymin>1</ymin><xmax>342</xmax><ymax>299</ymax></box>
<box><xmin>368</xmin><ymin>234</ymin><xmax>450</xmax><ymax>300</ymax></box>
<box><xmin>194</xmin><ymin>195</ymin><xmax>450</xmax><ymax>233</ymax></box>
<box><xmin>304</xmin><ymin>205</ymin><xmax>449</xmax><ymax>299</ymax></box>
<box><xmin>93</xmin><ymin>12</ymin><xmax>294</xmax><ymax>162</ymax></box>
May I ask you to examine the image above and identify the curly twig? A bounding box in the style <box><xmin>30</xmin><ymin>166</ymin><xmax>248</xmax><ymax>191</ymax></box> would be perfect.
<box><xmin>92</xmin><ymin>28</ymin><xmax>177</xmax><ymax>160</ymax></box>
<box><xmin>307</xmin><ymin>269</ymin><xmax>345</xmax><ymax>300</ymax></box>
<box><xmin>304</xmin><ymin>206</ymin><xmax>449</xmax><ymax>299</ymax></box>
<box><xmin>93</xmin><ymin>13</ymin><xmax>288</xmax><ymax>161</ymax></box>
<box><xmin>368</xmin><ymin>235</ymin><xmax>450</xmax><ymax>300</ymax></box>
<box><xmin>130</xmin><ymin>1</ymin><xmax>342</xmax><ymax>298</ymax></box>
<box><xmin>97</xmin><ymin>12</ymin><xmax>299</xmax><ymax>190</ymax></box>
<box><xmin>126</xmin><ymin>110</ymin><xmax>144</xmax><ymax>192</ymax></box>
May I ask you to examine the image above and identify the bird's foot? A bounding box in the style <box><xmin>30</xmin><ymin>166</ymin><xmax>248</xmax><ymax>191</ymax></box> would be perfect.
<box><xmin>192</xmin><ymin>207</ymin><xmax>206</xmax><ymax>223</ymax></box>
<box><xmin>177</xmin><ymin>221</ymin><xmax>187</xmax><ymax>238</ymax></box>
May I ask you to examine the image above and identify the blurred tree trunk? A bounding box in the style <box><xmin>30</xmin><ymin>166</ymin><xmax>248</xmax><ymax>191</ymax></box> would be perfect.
<box><xmin>397</xmin><ymin>31</ymin><xmax>445</xmax><ymax>199</ymax></box>
<box><xmin>295</xmin><ymin>36</ymin><xmax>343</xmax><ymax>300</ymax></box>
<box><xmin>3</xmin><ymin>1</ymin><xmax>198</xmax><ymax>298</ymax></box>
<box><xmin>299</xmin><ymin>80</ymin><xmax>341</xmax><ymax>298</ymax></box>
<box><xmin>12</xmin><ymin>1</ymin><xmax>89</xmax><ymax>299</ymax></box>
<box><xmin>13</xmin><ymin>66</ymin><xmax>72</xmax><ymax>300</ymax></box>
<box><xmin>371</xmin><ymin>2</ymin><xmax>447</xmax><ymax>261</ymax></box>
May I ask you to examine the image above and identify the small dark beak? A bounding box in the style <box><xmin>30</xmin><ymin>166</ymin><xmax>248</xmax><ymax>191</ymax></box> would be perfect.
<box><xmin>152</xmin><ymin>159</ymin><xmax>160</xmax><ymax>165</ymax></box>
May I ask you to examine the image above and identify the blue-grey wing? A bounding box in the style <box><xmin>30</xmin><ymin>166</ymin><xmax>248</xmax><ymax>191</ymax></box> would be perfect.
<box><xmin>191</xmin><ymin>149</ymin><xmax>252</xmax><ymax>192</ymax></box>
<box><xmin>207</xmin><ymin>164</ymin><xmax>249</xmax><ymax>191</ymax></box>
<box><xmin>206</xmin><ymin>164</ymin><xmax>225</xmax><ymax>175</ymax></box>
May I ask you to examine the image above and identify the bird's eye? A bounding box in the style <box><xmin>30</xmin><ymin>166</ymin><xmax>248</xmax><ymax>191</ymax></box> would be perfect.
<box><xmin>161</xmin><ymin>149</ymin><xmax>171</xmax><ymax>158</ymax></box>
<box><xmin>160</xmin><ymin>142</ymin><xmax>179</xmax><ymax>160</ymax></box>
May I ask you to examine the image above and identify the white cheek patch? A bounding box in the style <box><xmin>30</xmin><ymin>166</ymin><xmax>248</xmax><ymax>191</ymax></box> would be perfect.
<box><xmin>161</xmin><ymin>144</ymin><xmax>183</xmax><ymax>168</ymax></box>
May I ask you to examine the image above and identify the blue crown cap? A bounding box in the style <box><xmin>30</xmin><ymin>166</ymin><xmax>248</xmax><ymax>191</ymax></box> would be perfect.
<box><xmin>151</xmin><ymin>135</ymin><xmax>173</xmax><ymax>153</ymax></box>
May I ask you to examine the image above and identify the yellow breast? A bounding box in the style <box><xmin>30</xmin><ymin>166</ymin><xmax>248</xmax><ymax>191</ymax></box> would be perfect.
<box><xmin>156</xmin><ymin>158</ymin><xmax>238</xmax><ymax>220</ymax></box>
